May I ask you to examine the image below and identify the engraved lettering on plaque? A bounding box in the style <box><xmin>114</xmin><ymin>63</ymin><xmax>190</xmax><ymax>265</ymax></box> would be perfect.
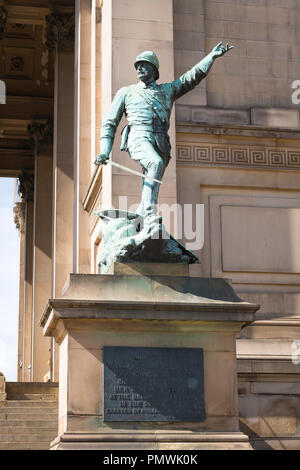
<box><xmin>103</xmin><ymin>347</ymin><xmax>205</xmax><ymax>422</ymax></box>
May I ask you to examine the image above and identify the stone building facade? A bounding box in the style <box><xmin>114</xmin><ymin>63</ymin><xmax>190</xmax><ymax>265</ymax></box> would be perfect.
<box><xmin>0</xmin><ymin>0</ymin><xmax>300</xmax><ymax>449</ymax></box>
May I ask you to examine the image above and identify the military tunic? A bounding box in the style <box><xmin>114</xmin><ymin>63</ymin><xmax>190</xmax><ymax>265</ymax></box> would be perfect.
<box><xmin>100</xmin><ymin>61</ymin><xmax>207</xmax><ymax>170</ymax></box>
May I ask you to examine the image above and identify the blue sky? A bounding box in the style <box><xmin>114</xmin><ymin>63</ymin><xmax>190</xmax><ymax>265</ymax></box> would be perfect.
<box><xmin>0</xmin><ymin>177</ymin><xmax>20</xmax><ymax>381</ymax></box>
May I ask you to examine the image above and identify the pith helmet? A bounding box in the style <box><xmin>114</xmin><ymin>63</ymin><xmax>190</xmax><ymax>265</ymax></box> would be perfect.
<box><xmin>134</xmin><ymin>51</ymin><xmax>159</xmax><ymax>80</ymax></box>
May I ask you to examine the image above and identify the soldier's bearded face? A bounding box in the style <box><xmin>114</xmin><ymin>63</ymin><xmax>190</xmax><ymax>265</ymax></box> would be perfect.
<box><xmin>136</xmin><ymin>61</ymin><xmax>156</xmax><ymax>84</ymax></box>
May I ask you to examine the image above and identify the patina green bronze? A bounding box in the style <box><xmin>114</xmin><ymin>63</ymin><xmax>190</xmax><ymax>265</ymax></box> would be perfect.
<box><xmin>96</xmin><ymin>209</ymin><xmax>199</xmax><ymax>274</ymax></box>
<box><xmin>94</xmin><ymin>41</ymin><xmax>233</xmax><ymax>272</ymax></box>
<box><xmin>95</xmin><ymin>41</ymin><xmax>233</xmax><ymax>213</ymax></box>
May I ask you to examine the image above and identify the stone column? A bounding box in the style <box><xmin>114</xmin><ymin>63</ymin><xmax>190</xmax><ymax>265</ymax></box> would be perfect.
<box><xmin>45</xmin><ymin>10</ymin><xmax>75</xmax><ymax>298</ymax></box>
<box><xmin>45</xmin><ymin>10</ymin><xmax>75</xmax><ymax>381</ymax></box>
<box><xmin>73</xmin><ymin>0</ymin><xmax>95</xmax><ymax>274</ymax></box>
<box><xmin>95</xmin><ymin>4</ymin><xmax>102</xmax><ymax>152</ymax></box>
<box><xmin>18</xmin><ymin>173</ymin><xmax>34</xmax><ymax>382</ymax></box>
<box><xmin>28</xmin><ymin>121</ymin><xmax>53</xmax><ymax>382</ymax></box>
<box><xmin>13</xmin><ymin>201</ymin><xmax>25</xmax><ymax>382</ymax></box>
<box><xmin>0</xmin><ymin>372</ymin><xmax>6</xmax><ymax>401</ymax></box>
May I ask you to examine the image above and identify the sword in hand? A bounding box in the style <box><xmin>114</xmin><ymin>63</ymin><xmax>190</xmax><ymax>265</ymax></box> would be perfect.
<box><xmin>94</xmin><ymin>153</ymin><xmax>162</xmax><ymax>184</ymax></box>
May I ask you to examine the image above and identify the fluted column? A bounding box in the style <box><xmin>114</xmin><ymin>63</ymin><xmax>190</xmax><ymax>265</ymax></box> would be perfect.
<box><xmin>17</xmin><ymin>173</ymin><xmax>34</xmax><ymax>382</ymax></box>
<box><xmin>73</xmin><ymin>0</ymin><xmax>95</xmax><ymax>273</ymax></box>
<box><xmin>27</xmin><ymin>121</ymin><xmax>53</xmax><ymax>382</ymax></box>
<box><xmin>13</xmin><ymin>201</ymin><xmax>25</xmax><ymax>382</ymax></box>
<box><xmin>45</xmin><ymin>10</ymin><xmax>75</xmax><ymax>381</ymax></box>
<box><xmin>45</xmin><ymin>11</ymin><xmax>75</xmax><ymax>298</ymax></box>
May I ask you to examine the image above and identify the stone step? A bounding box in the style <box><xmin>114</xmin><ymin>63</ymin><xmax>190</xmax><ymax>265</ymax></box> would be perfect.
<box><xmin>0</xmin><ymin>406</ymin><xmax>58</xmax><ymax>419</ymax></box>
<box><xmin>0</xmin><ymin>400</ymin><xmax>57</xmax><ymax>408</ymax></box>
<box><xmin>0</xmin><ymin>432</ymin><xmax>56</xmax><ymax>442</ymax></box>
<box><xmin>4</xmin><ymin>393</ymin><xmax>58</xmax><ymax>401</ymax></box>
<box><xmin>1</xmin><ymin>402</ymin><xmax>57</xmax><ymax>410</ymax></box>
<box><xmin>6</xmin><ymin>382</ymin><xmax>58</xmax><ymax>400</ymax></box>
<box><xmin>0</xmin><ymin>442</ymin><xmax>52</xmax><ymax>450</ymax></box>
<box><xmin>0</xmin><ymin>383</ymin><xmax>58</xmax><ymax>450</ymax></box>
<box><xmin>0</xmin><ymin>411</ymin><xmax>58</xmax><ymax>421</ymax></box>
<box><xmin>0</xmin><ymin>424</ymin><xmax>57</xmax><ymax>433</ymax></box>
<box><xmin>0</xmin><ymin>419</ymin><xmax>57</xmax><ymax>427</ymax></box>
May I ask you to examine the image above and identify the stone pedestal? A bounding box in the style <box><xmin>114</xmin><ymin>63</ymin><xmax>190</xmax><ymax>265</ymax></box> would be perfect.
<box><xmin>40</xmin><ymin>264</ymin><xmax>259</xmax><ymax>450</ymax></box>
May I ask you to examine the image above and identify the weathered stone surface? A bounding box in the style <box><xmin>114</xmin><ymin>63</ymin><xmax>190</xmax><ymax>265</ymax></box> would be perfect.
<box><xmin>43</xmin><ymin>274</ymin><xmax>257</xmax><ymax>318</ymax></box>
<box><xmin>191</xmin><ymin>106</ymin><xmax>250</xmax><ymax>125</ymax></box>
<box><xmin>175</xmin><ymin>105</ymin><xmax>191</xmax><ymax>122</ymax></box>
<box><xmin>203</xmin><ymin>2</ymin><xmax>300</xmax><ymax>108</ymax></box>
<box><xmin>50</xmin><ymin>432</ymin><xmax>253</xmax><ymax>450</ymax></box>
<box><xmin>251</xmin><ymin>108</ymin><xmax>300</xmax><ymax>128</ymax></box>
<box><xmin>108</xmin><ymin>261</ymin><xmax>190</xmax><ymax>277</ymax></box>
<box><xmin>0</xmin><ymin>381</ymin><xmax>58</xmax><ymax>450</ymax></box>
<box><xmin>41</xmin><ymin>272</ymin><xmax>257</xmax><ymax>450</ymax></box>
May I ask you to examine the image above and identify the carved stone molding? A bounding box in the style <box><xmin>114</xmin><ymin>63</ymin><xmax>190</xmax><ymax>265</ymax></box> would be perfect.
<box><xmin>18</xmin><ymin>173</ymin><xmax>34</xmax><ymax>202</ymax></box>
<box><xmin>176</xmin><ymin>143</ymin><xmax>300</xmax><ymax>170</ymax></box>
<box><xmin>10</xmin><ymin>55</ymin><xmax>24</xmax><ymax>72</ymax></box>
<box><xmin>13</xmin><ymin>201</ymin><xmax>26</xmax><ymax>232</ymax></box>
<box><xmin>27</xmin><ymin>120</ymin><xmax>53</xmax><ymax>153</ymax></box>
<box><xmin>0</xmin><ymin>6</ymin><xmax>8</xmax><ymax>39</ymax></box>
<box><xmin>45</xmin><ymin>12</ymin><xmax>74</xmax><ymax>52</ymax></box>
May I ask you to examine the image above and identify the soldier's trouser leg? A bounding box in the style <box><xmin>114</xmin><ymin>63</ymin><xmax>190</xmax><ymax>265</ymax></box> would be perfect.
<box><xmin>131</xmin><ymin>142</ymin><xmax>165</xmax><ymax>215</ymax></box>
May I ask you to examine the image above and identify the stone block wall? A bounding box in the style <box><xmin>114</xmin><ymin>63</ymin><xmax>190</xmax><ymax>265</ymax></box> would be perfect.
<box><xmin>204</xmin><ymin>0</ymin><xmax>299</xmax><ymax>109</ymax></box>
<box><xmin>238</xmin><ymin>359</ymin><xmax>300</xmax><ymax>450</ymax></box>
<box><xmin>173</xmin><ymin>0</ymin><xmax>300</xmax><ymax>127</ymax></box>
<box><xmin>173</xmin><ymin>0</ymin><xmax>207</xmax><ymax>107</ymax></box>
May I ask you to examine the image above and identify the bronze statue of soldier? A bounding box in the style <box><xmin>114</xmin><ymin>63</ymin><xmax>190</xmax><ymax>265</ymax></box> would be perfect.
<box><xmin>95</xmin><ymin>41</ymin><xmax>233</xmax><ymax>216</ymax></box>
<box><xmin>95</xmin><ymin>42</ymin><xmax>234</xmax><ymax>271</ymax></box>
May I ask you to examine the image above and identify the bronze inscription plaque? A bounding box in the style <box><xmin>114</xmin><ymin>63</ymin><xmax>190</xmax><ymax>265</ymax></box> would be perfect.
<box><xmin>103</xmin><ymin>346</ymin><xmax>205</xmax><ymax>422</ymax></box>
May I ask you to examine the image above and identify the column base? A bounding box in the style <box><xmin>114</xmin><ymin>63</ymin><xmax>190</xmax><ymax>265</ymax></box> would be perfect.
<box><xmin>50</xmin><ymin>431</ymin><xmax>253</xmax><ymax>450</ymax></box>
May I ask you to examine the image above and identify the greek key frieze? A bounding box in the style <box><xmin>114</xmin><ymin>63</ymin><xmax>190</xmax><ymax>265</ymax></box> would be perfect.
<box><xmin>177</xmin><ymin>145</ymin><xmax>193</xmax><ymax>162</ymax></box>
<box><xmin>287</xmin><ymin>151</ymin><xmax>300</xmax><ymax>167</ymax></box>
<box><xmin>177</xmin><ymin>144</ymin><xmax>300</xmax><ymax>170</ymax></box>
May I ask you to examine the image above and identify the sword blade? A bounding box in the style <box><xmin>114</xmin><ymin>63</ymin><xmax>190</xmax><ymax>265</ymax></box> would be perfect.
<box><xmin>108</xmin><ymin>160</ymin><xmax>162</xmax><ymax>184</ymax></box>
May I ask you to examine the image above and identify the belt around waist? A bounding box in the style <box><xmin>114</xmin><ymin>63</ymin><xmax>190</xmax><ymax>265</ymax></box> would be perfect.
<box><xmin>130</xmin><ymin>124</ymin><xmax>167</xmax><ymax>133</ymax></box>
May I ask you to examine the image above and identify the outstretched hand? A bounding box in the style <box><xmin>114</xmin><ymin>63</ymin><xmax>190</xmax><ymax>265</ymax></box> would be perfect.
<box><xmin>211</xmin><ymin>41</ymin><xmax>234</xmax><ymax>58</ymax></box>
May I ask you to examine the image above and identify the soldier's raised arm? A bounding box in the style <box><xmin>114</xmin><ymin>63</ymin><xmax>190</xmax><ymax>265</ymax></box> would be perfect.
<box><xmin>94</xmin><ymin>87</ymin><xmax>126</xmax><ymax>166</ymax></box>
<box><xmin>172</xmin><ymin>41</ymin><xmax>234</xmax><ymax>101</ymax></box>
